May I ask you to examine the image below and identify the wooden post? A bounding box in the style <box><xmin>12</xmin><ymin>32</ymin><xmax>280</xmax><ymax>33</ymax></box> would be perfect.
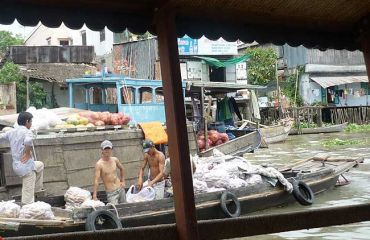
<box><xmin>201</xmin><ymin>87</ymin><xmax>209</xmax><ymax>149</ymax></box>
<box><xmin>155</xmin><ymin>5</ymin><xmax>199</xmax><ymax>240</ymax></box>
<box><xmin>317</xmin><ymin>107</ymin><xmax>323</xmax><ymax>127</ymax></box>
<box><xmin>294</xmin><ymin>68</ymin><xmax>299</xmax><ymax>107</ymax></box>
<box><xmin>359</xmin><ymin>17</ymin><xmax>370</xmax><ymax>89</ymax></box>
<box><xmin>26</xmin><ymin>75</ymin><xmax>30</xmax><ymax>108</ymax></box>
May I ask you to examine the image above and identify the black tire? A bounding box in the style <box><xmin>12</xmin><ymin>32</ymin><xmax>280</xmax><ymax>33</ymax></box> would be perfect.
<box><xmin>220</xmin><ymin>191</ymin><xmax>241</xmax><ymax>218</ymax></box>
<box><xmin>292</xmin><ymin>181</ymin><xmax>314</xmax><ymax>206</ymax></box>
<box><xmin>85</xmin><ymin>210</ymin><xmax>122</xmax><ymax>231</ymax></box>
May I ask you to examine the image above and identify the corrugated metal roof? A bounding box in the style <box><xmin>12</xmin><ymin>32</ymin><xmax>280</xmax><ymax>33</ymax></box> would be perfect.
<box><xmin>310</xmin><ymin>76</ymin><xmax>369</xmax><ymax>88</ymax></box>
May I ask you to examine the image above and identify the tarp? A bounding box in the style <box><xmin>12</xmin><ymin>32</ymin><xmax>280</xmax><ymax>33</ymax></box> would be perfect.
<box><xmin>138</xmin><ymin>121</ymin><xmax>168</xmax><ymax>144</ymax></box>
<box><xmin>194</xmin><ymin>54</ymin><xmax>251</xmax><ymax>68</ymax></box>
<box><xmin>310</xmin><ymin>76</ymin><xmax>368</xmax><ymax>88</ymax></box>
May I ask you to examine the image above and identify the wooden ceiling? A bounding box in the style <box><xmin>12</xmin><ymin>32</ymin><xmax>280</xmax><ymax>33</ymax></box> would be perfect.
<box><xmin>1</xmin><ymin>0</ymin><xmax>369</xmax><ymax>50</ymax></box>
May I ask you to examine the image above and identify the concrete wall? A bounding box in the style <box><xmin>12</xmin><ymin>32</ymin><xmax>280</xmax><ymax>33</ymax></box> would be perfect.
<box><xmin>25</xmin><ymin>23</ymin><xmax>114</xmax><ymax>67</ymax></box>
<box><xmin>300</xmin><ymin>74</ymin><xmax>323</xmax><ymax>105</ymax></box>
<box><xmin>41</xmin><ymin>82</ymin><xmax>86</xmax><ymax>108</ymax></box>
<box><xmin>0</xmin><ymin>126</ymin><xmax>197</xmax><ymax>199</ymax></box>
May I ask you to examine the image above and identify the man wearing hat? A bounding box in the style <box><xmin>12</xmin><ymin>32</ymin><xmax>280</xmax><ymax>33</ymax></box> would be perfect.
<box><xmin>93</xmin><ymin>140</ymin><xmax>126</xmax><ymax>204</ymax></box>
<box><xmin>137</xmin><ymin>139</ymin><xmax>165</xmax><ymax>199</ymax></box>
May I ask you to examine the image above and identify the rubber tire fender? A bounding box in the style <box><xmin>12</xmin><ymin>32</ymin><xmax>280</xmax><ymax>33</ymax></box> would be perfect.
<box><xmin>292</xmin><ymin>181</ymin><xmax>314</xmax><ymax>206</ymax></box>
<box><xmin>220</xmin><ymin>191</ymin><xmax>241</xmax><ymax>218</ymax></box>
<box><xmin>85</xmin><ymin>210</ymin><xmax>122</xmax><ymax>231</ymax></box>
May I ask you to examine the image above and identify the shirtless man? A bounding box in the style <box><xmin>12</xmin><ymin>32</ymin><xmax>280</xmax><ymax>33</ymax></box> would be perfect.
<box><xmin>137</xmin><ymin>140</ymin><xmax>165</xmax><ymax>199</ymax></box>
<box><xmin>93</xmin><ymin>140</ymin><xmax>126</xmax><ymax>204</ymax></box>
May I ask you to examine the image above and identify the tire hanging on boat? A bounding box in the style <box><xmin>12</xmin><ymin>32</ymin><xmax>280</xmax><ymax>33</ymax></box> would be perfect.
<box><xmin>220</xmin><ymin>191</ymin><xmax>241</xmax><ymax>218</ymax></box>
<box><xmin>292</xmin><ymin>181</ymin><xmax>314</xmax><ymax>206</ymax></box>
<box><xmin>85</xmin><ymin>210</ymin><xmax>122</xmax><ymax>231</ymax></box>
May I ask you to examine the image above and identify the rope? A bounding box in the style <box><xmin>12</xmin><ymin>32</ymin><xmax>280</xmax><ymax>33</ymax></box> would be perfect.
<box><xmin>106</xmin><ymin>203</ymin><xmax>119</xmax><ymax>219</ymax></box>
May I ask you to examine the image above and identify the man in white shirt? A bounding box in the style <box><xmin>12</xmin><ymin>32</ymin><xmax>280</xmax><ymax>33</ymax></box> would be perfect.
<box><xmin>0</xmin><ymin>112</ymin><xmax>44</xmax><ymax>204</ymax></box>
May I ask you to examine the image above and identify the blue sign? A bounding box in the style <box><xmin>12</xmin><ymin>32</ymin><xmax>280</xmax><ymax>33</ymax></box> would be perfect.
<box><xmin>178</xmin><ymin>36</ymin><xmax>198</xmax><ymax>55</ymax></box>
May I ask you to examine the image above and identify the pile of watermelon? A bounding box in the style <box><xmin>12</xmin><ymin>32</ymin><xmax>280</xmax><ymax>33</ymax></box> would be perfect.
<box><xmin>196</xmin><ymin>130</ymin><xmax>229</xmax><ymax>152</ymax></box>
<box><xmin>77</xmin><ymin>111</ymin><xmax>131</xmax><ymax>126</ymax></box>
<box><xmin>54</xmin><ymin>111</ymin><xmax>131</xmax><ymax>129</ymax></box>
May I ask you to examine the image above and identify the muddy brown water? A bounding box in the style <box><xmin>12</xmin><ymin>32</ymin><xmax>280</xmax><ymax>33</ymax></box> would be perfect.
<box><xmin>232</xmin><ymin>131</ymin><xmax>370</xmax><ymax>240</ymax></box>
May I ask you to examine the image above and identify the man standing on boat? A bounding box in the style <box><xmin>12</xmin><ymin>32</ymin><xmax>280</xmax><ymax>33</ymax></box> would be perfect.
<box><xmin>0</xmin><ymin>112</ymin><xmax>44</xmax><ymax>205</ymax></box>
<box><xmin>93</xmin><ymin>140</ymin><xmax>126</xmax><ymax>204</ymax></box>
<box><xmin>137</xmin><ymin>140</ymin><xmax>165</xmax><ymax>199</ymax></box>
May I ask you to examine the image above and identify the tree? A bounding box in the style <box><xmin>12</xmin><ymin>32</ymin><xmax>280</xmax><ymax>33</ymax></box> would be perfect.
<box><xmin>0</xmin><ymin>62</ymin><xmax>47</xmax><ymax>112</ymax></box>
<box><xmin>281</xmin><ymin>66</ymin><xmax>304</xmax><ymax>107</ymax></box>
<box><xmin>0</xmin><ymin>31</ymin><xmax>23</xmax><ymax>59</ymax></box>
<box><xmin>243</xmin><ymin>47</ymin><xmax>278</xmax><ymax>85</ymax></box>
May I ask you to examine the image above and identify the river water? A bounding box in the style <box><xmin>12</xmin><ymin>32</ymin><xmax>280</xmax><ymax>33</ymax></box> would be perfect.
<box><xmin>234</xmin><ymin>131</ymin><xmax>370</xmax><ymax>240</ymax></box>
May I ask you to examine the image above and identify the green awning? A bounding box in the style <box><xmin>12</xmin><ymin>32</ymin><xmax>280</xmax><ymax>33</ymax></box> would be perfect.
<box><xmin>194</xmin><ymin>54</ymin><xmax>251</xmax><ymax>68</ymax></box>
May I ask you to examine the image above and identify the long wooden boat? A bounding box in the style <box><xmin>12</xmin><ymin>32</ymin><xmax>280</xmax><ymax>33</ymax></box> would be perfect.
<box><xmin>289</xmin><ymin>122</ymin><xmax>348</xmax><ymax>135</ymax></box>
<box><xmin>199</xmin><ymin>130</ymin><xmax>261</xmax><ymax>157</ymax></box>
<box><xmin>260</xmin><ymin>120</ymin><xmax>293</xmax><ymax>145</ymax></box>
<box><xmin>1</xmin><ymin>154</ymin><xmax>362</xmax><ymax>238</ymax></box>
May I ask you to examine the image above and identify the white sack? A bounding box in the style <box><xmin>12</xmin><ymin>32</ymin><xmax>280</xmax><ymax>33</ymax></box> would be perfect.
<box><xmin>126</xmin><ymin>185</ymin><xmax>156</xmax><ymax>203</ymax></box>
<box><xmin>81</xmin><ymin>199</ymin><xmax>105</xmax><ymax>209</ymax></box>
<box><xmin>193</xmin><ymin>179</ymin><xmax>208</xmax><ymax>194</ymax></box>
<box><xmin>19</xmin><ymin>201</ymin><xmax>55</xmax><ymax>220</ymax></box>
<box><xmin>64</xmin><ymin>187</ymin><xmax>92</xmax><ymax>209</ymax></box>
<box><xmin>0</xmin><ymin>200</ymin><xmax>21</xmax><ymax>218</ymax></box>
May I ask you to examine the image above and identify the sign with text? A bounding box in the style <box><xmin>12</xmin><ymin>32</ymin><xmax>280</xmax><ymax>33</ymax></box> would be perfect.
<box><xmin>178</xmin><ymin>36</ymin><xmax>237</xmax><ymax>55</ymax></box>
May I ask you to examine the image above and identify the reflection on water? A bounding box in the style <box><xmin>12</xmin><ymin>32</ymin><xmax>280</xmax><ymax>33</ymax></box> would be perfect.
<box><xmin>233</xmin><ymin>132</ymin><xmax>370</xmax><ymax>240</ymax></box>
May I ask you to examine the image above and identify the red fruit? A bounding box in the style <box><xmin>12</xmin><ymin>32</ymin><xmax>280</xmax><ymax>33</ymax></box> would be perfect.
<box><xmin>197</xmin><ymin>139</ymin><xmax>205</xmax><ymax>149</ymax></box>
<box><xmin>95</xmin><ymin>120</ymin><xmax>105</xmax><ymax>126</ymax></box>
<box><xmin>215</xmin><ymin>140</ymin><xmax>223</xmax><ymax>146</ymax></box>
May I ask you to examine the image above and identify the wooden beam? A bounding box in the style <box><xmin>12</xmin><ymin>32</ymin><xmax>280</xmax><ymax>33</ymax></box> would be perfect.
<box><xmin>155</xmin><ymin>4</ymin><xmax>199</xmax><ymax>240</ymax></box>
<box><xmin>359</xmin><ymin>17</ymin><xmax>370</xmax><ymax>86</ymax></box>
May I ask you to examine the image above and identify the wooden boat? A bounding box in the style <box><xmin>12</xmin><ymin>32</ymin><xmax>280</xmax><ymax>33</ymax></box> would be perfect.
<box><xmin>260</xmin><ymin>120</ymin><xmax>293</xmax><ymax>145</ymax></box>
<box><xmin>235</xmin><ymin>119</ymin><xmax>293</xmax><ymax>148</ymax></box>
<box><xmin>0</xmin><ymin>154</ymin><xmax>363</xmax><ymax>238</ymax></box>
<box><xmin>289</xmin><ymin>122</ymin><xmax>348</xmax><ymax>135</ymax></box>
<box><xmin>199</xmin><ymin>130</ymin><xmax>261</xmax><ymax>157</ymax></box>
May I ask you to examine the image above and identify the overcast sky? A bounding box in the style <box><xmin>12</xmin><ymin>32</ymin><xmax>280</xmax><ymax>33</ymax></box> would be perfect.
<box><xmin>0</xmin><ymin>19</ymin><xmax>35</xmax><ymax>40</ymax></box>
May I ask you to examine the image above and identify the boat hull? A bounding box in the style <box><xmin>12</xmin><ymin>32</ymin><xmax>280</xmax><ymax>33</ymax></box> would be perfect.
<box><xmin>1</xmin><ymin>156</ymin><xmax>361</xmax><ymax>238</ymax></box>
<box><xmin>289</xmin><ymin>123</ymin><xmax>348</xmax><ymax>135</ymax></box>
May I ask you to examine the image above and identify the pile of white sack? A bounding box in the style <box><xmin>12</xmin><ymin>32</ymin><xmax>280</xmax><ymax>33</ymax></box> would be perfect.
<box><xmin>0</xmin><ymin>200</ymin><xmax>55</xmax><ymax>220</ymax></box>
<box><xmin>80</xmin><ymin>199</ymin><xmax>105</xmax><ymax>209</ymax></box>
<box><xmin>14</xmin><ymin>107</ymin><xmax>63</xmax><ymax>131</ymax></box>
<box><xmin>19</xmin><ymin>201</ymin><xmax>55</xmax><ymax>220</ymax></box>
<box><xmin>64</xmin><ymin>187</ymin><xmax>92</xmax><ymax>210</ymax></box>
<box><xmin>0</xmin><ymin>200</ymin><xmax>21</xmax><ymax>218</ymax></box>
<box><xmin>191</xmin><ymin>149</ymin><xmax>292</xmax><ymax>194</ymax></box>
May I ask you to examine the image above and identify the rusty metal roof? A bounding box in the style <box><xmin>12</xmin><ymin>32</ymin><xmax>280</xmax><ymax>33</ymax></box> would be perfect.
<box><xmin>310</xmin><ymin>75</ymin><xmax>369</xmax><ymax>88</ymax></box>
<box><xmin>19</xmin><ymin>63</ymin><xmax>96</xmax><ymax>85</ymax></box>
<box><xmin>0</xmin><ymin>0</ymin><xmax>369</xmax><ymax>50</ymax></box>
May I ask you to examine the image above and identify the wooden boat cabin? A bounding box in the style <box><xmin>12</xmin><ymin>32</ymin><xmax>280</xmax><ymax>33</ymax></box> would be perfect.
<box><xmin>66</xmin><ymin>75</ymin><xmax>186</xmax><ymax>123</ymax></box>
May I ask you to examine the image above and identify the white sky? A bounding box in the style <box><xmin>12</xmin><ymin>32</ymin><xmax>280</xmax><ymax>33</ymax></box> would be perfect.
<box><xmin>0</xmin><ymin>19</ymin><xmax>35</xmax><ymax>40</ymax></box>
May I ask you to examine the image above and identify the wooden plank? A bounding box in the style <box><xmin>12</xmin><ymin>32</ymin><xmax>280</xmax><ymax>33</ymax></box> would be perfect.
<box><xmin>156</xmin><ymin>4</ymin><xmax>199</xmax><ymax>239</ymax></box>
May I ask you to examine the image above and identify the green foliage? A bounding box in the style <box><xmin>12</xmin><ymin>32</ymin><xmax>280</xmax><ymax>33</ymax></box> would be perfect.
<box><xmin>0</xmin><ymin>31</ymin><xmax>23</xmax><ymax>58</ymax></box>
<box><xmin>0</xmin><ymin>62</ymin><xmax>47</xmax><ymax>112</ymax></box>
<box><xmin>243</xmin><ymin>47</ymin><xmax>278</xmax><ymax>85</ymax></box>
<box><xmin>345</xmin><ymin>123</ymin><xmax>370</xmax><ymax>133</ymax></box>
<box><xmin>322</xmin><ymin>138</ymin><xmax>364</xmax><ymax>147</ymax></box>
<box><xmin>311</xmin><ymin>100</ymin><xmax>325</xmax><ymax>106</ymax></box>
<box><xmin>0</xmin><ymin>61</ymin><xmax>23</xmax><ymax>84</ymax></box>
<box><xmin>294</xmin><ymin>122</ymin><xmax>318</xmax><ymax>129</ymax></box>
<box><xmin>281</xmin><ymin>66</ymin><xmax>304</xmax><ymax>107</ymax></box>
<box><xmin>136</xmin><ymin>32</ymin><xmax>153</xmax><ymax>40</ymax></box>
